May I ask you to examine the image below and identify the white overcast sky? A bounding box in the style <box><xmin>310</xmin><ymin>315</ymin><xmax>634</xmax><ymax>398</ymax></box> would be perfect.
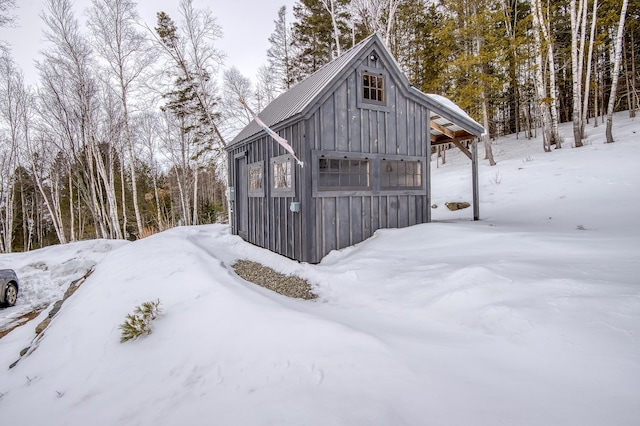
<box><xmin>0</xmin><ymin>0</ymin><xmax>296</xmax><ymax>85</ymax></box>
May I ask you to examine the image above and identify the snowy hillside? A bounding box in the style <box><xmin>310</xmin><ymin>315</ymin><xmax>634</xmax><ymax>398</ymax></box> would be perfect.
<box><xmin>0</xmin><ymin>113</ymin><xmax>639</xmax><ymax>426</ymax></box>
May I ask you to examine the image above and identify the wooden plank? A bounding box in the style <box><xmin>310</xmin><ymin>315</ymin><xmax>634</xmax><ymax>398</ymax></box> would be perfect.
<box><xmin>362</xmin><ymin>196</ymin><xmax>372</xmax><ymax>239</ymax></box>
<box><xmin>396</xmin><ymin>97</ymin><xmax>408</xmax><ymax>156</ymax></box>
<box><xmin>387</xmin><ymin>196</ymin><xmax>398</xmax><ymax>228</ymax></box>
<box><xmin>452</xmin><ymin>140</ymin><xmax>473</xmax><ymax>160</ymax></box>
<box><xmin>335</xmin><ymin>82</ymin><xmax>349</xmax><ymax>151</ymax></box>
<box><xmin>379</xmin><ymin>196</ymin><xmax>387</xmax><ymax>229</ymax></box>
<box><xmin>408</xmin><ymin>195</ymin><xmax>417</xmax><ymax>226</ymax></box>
<box><xmin>321</xmin><ymin>100</ymin><xmax>335</xmax><ymax>151</ymax></box>
<box><xmin>350</xmin><ymin>196</ymin><xmax>363</xmax><ymax>245</ymax></box>
<box><xmin>387</xmin><ymin>82</ymin><xmax>397</xmax><ymax>155</ymax></box>
<box><xmin>337</xmin><ymin>197</ymin><xmax>351</xmax><ymax>248</ymax></box>
<box><xmin>398</xmin><ymin>196</ymin><xmax>409</xmax><ymax>228</ymax></box>
<box><xmin>377</xmin><ymin>110</ymin><xmax>385</xmax><ymax>155</ymax></box>
<box><xmin>347</xmin><ymin>73</ymin><xmax>361</xmax><ymax>153</ymax></box>
<box><xmin>323</xmin><ymin>198</ymin><xmax>337</xmax><ymax>256</ymax></box>
<box><xmin>362</xmin><ymin>109</ymin><xmax>370</xmax><ymax>153</ymax></box>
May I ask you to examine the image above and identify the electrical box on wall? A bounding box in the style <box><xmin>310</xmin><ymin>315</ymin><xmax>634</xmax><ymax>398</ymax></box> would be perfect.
<box><xmin>227</xmin><ymin>187</ymin><xmax>235</xmax><ymax>201</ymax></box>
<box><xmin>289</xmin><ymin>201</ymin><xmax>300</xmax><ymax>213</ymax></box>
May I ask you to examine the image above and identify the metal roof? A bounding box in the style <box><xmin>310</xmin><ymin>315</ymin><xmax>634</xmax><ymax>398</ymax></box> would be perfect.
<box><xmin>230</xmin><ymin>33</ymin><xmax>484</xmax><ymax>146</ymax></box>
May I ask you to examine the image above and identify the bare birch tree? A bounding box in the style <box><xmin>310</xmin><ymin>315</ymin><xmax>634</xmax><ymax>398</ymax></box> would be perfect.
<box><xmin>529</xmin><ymin>0</ymin><xmax>554</xmax><ymax>152</ymax></box>
<box><xmin>38</xmin><ymin>0</ymin><xmax>121</xmax><ymax>239</ymax></box>
<box><xmin>581</xmin><ymin>0</ymin><xmax>598</xmax><ymax>132</ymax></box>
<box><xmin>321</xmin><ymin>0</ymin><xmax>342</xmax><ymax>56</ymax></box>
<box><xmin>348</xmin><ymin>0</ymin><xmax>401</xmax><ymax>46</ymax></box>
<box><xmin>0</xmin><ymin>53</ymin><xmax>21</xmax><ymax>252</ymax></box>
<box><xmin>87</xmin><ymin>0</ymin><xmax>154</xmax><ymax>238</ymax></box>
<box><xmin>570</xmin><ymin>0</ymin><xmax>587</xmax><ymax>147</ymax></box>
<box><xmin>605</xmin><ymin>0</ymin><xmax>629</xmax><ymax>144</ymax></box>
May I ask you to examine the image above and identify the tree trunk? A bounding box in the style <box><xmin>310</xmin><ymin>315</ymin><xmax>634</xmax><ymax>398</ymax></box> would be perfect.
<box><xmin>481</xmin><ymin>89</ymin><xmax>496</xmax><ymax>166</ymax></box>
<box><xmin>120</xmin><ymin>148</ymin><xmax>128</xmax><ymax>238</ymax></box>
<box><xmin>68</xmin><ymin>170</ymin><xmax>75</xmax><ymax>242</ymax></box>
<box><xmin>582</xmin><ymin>0</ymin><xmax>598</xmax><ymax>131</ymax></box>
<box><xmin>570</xmin><ymin>0</ymin><xmax>586</xmax><ymax>147</ymax></box>
<box><xmin>192</xmin><ymin>165</ymin><xmax>199</xmax><ymax>226</ymax></box>
<box><xmin>605</xmin><ymin>0</ymin><xmax>628</xmax><ymax>143</ymax></box>
<box><xmin>631</xmin><ymin>30</ymin><xmax>638</xmax><ymax>117</ymax></box>
<box><xmin>530</xmin><ymin>0</ymin><xmax>554</xmax><ymax>152</ymax></box>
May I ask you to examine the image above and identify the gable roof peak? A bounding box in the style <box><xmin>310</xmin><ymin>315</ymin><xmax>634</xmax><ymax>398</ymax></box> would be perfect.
<box><xmin>230</xmin><ymin>33</ymin><xmax>389</xmax><ymax>145</ymax></box>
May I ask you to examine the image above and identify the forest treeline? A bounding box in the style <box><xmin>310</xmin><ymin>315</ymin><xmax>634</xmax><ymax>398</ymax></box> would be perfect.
<box><xmin>0</xmin><ymin>0</ymin><xmax>637</xmax><ymax>253</ymax></box>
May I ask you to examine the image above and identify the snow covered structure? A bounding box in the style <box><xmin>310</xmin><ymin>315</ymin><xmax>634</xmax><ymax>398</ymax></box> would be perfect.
<box><xmin>226</xmin><ymin>33</ymin><xmax>484</xmax><ymax>263</ymax></box>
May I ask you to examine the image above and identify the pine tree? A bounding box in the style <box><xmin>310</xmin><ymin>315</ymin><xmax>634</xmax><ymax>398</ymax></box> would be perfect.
<box><xmin>267</xmin><ymin>6</ymin><xmax>295</xmax><ymax>94</ymax></box>
<box><xmin>291</xmin><ymin>0</ymin><xmax>351</xmax><ymax>82</ymax></box>
<box><xmin>119</xmin><ymin>299</ymin><xmax>162</xmax><ymax>342</ymax></box>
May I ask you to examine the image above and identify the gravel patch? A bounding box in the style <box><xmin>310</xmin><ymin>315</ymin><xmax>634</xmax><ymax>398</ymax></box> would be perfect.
<box><xmin>232</xmin><ymin>260</ymin><xmax>316</xmax><ymax>300</ymax></box>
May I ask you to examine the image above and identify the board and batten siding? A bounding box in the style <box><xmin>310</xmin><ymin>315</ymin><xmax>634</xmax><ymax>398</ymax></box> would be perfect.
<box><xmin>228</xmin><ymin>121</ymin><xmax>309</xmax><ymax>262</ymax></box>
<box><xmin>306</xmin><ymin>65</ymin><xmax>431</xmax><ymax>263</ymax></box>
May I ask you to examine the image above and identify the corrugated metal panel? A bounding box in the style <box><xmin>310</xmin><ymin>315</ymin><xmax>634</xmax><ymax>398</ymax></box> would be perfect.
<box><xmin>231</xmin><ymin>34</ymin><xmax>381</xmax><ymax>144</ymax></box>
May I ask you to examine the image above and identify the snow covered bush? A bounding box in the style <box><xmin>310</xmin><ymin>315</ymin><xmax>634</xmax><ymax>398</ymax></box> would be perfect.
<box><xmin>119</xmin><ymin>299</ymin><xmax>162</xmax><ymax>343</ymax></box>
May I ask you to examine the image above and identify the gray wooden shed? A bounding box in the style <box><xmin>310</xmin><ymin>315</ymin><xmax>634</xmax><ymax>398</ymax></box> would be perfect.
<box><xmin>226</xmin><ymin>33</ymin><xmax>484</xmax><ymax>263</ymax></box>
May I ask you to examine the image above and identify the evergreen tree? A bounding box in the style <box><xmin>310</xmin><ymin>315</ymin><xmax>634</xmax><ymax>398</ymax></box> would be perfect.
<box><xmin>392</xmin><ymin>0</ymin><xmax>445</xmax><ymax>94</ymax></box>
<box><xmin>267</xmin><ymin>6</ymin><xmax>295</xmax><ymax>93</ymax></box>
<box><xmin>291</xmin><ymin>0</ymin><xmax>351</xmax><ymax>82</ymax></box>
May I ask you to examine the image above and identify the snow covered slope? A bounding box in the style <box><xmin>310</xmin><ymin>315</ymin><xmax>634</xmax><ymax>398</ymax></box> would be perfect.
<box><xmin>0</xmin><ymin>113</ymin><xmax>638</xmax><ymax>425</ymax></box>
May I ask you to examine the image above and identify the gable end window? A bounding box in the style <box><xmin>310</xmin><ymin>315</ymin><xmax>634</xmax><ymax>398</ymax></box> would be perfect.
<box><xmin>363</xmin><ymin>73</ymin><xmax>384</xmax><ymax>103</ymax></box>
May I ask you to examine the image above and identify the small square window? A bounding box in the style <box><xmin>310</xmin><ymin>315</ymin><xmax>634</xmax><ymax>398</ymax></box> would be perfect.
<box><xmin>272</xmin><ymin>155</ymin><xmax>295</xmax><ymax>197</ymax></box>
<box><xmin>274</xmin><ymin>161</ymin><xmax>291</xmax><ymax>189</ymax></box>
<box><xmin>248</xmin><ymin>162</ymin><xmax>264</xmax><ymax>197</ymax></box>
<box><xmin>363</xmin><ymin>73</ymin><xmax>384</xmax><ymax>103</ymax></box>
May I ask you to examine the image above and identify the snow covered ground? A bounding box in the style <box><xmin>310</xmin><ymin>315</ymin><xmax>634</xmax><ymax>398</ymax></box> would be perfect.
<box><xmin>0</xmin><ymin>112</ymin><xmax>638</xmax><ymax>425</ymax></box>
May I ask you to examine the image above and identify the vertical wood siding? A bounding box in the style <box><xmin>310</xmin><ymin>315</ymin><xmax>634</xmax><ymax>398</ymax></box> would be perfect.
<box><xmin>306</xmin><ymin>63</ymin><xmax>430</xmax><ymax>263</ymax></box>
<box><xmin>229</xmin><ymin>56</ymin><xmax>431</xmax><ymax>264</ymax></box>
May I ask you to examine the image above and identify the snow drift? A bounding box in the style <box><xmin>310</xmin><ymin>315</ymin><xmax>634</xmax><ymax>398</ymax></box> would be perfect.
<box><xmin>0</xmin><ymin>113</ymin><xmax>638</xmax><ymax>425</ymax></box>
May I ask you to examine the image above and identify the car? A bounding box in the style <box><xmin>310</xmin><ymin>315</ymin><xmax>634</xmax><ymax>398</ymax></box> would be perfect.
<box><xmin>0</xmin><ymin>269</ymin><xmax>19</xmax><ymax>307</ymax></box>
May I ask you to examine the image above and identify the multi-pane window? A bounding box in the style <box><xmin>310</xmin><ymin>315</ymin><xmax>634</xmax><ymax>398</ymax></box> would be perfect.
<box><xmin>381</xmin><ymin>160</ymin><xmax>422</xmax><ymax>189</ymax></box>
<box><xmin>248</xmin><ymin>162</ymin><xmax>264</xmax><ymax>197</ymax></box>
<box><xmin>363</xmin><ymin>73</ymin><xmax>384</xmax><ymax>103</ymax></box>
<box><xmin>249</xmin><ymin>164</ymin><xmax>263</xmax><ymax>190</ymax></box>
<box><xmin>273</xmin><ymin>158</ymin><xmax>292</xmax><ymax>189</ymax></box>
<box><xmin>318</xmin><ymin>158</ymin><xmax>370</xmax><ymax>190</ymax></box>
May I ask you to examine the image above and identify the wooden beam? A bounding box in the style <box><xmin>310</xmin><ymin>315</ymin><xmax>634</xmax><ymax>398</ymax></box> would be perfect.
<box><xmin>452</xmin><ymin>140</ymin><xmax>472</xmax><ymax>160</ymax></box>
<box><xmin>431</xmin><ymin>134</ymin><xmax>476</xmax><ymax>144</ymax></box>
<box><xmin>430</xmin><ymin>120</ymin><xmax>458</xmax><ymax>139</ymax></box>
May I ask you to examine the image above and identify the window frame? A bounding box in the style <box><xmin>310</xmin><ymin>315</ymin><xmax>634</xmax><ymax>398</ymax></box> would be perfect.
<box><xmin>357</xmin><ymin>66</ymin><xmax>390</xmax><ymax>112</ymax></box>
<box><xmin>247</xmin><ymin>161</ymin><xmax>265</xmax><ymax>197</ymax></box>
<box><xmin>363</xmin><ymin>73</ymin><xmax>384</xmax><ymax>103</ymax></box>
<box><xmin>380</xmin><ymin>159</ymin><xmax>423</xmax><ymax>190</ymax></box>
<box><xmin>271</xmin><ymin>154</ymin><xmax>295</xmax><ymax>197</ymax></box>
<box><xmin>312</xmin><ymin>151</ymin><xmax>426</xmax><ymax>197</ymax></box>
<box><xmin>317</xmin><ymin>157</ymin><xmax>371</xmax><ymax>192</ymax></box>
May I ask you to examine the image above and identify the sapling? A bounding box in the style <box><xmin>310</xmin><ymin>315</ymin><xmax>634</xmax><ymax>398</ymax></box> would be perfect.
<box><xmin>119</xmin><ymin>299</ymin><xmax>162</xmax><ymax>343</ymax></box>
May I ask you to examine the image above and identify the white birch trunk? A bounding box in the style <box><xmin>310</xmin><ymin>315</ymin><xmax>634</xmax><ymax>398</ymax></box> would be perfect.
<box><xmin>606</xmin><ymin>0</ymin><xmax>628</xmax><ymax>143</ymax></box>
<box><xmin>530</xmin><ymin>0</ymin><xmax>554</xmax><ymax>152</ymax></box>
<box><xmin>192</xmin><ymin>164</ymin><xmax>199</xmax><ymax>226</ymax></box>
<box><xmin>581</xmin><ymin>0</ymin><xmax>598</xmax><ymax>132</ymax></box>
<box><xmin>570</xmin><ymin>0</ymin><xmax>584</xmax><ymax>146</ymax></box>
<box><xmin>322</xmin><ymin>0</ymin><xmax>341</xmax><ymax>57</ymax></box>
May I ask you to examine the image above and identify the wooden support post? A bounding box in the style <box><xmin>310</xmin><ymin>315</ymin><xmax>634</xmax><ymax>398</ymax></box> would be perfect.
<box><xmin>472</xmin><ymin>138</ymin><xmax>480</xmax><ymax>220</ymax></box>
